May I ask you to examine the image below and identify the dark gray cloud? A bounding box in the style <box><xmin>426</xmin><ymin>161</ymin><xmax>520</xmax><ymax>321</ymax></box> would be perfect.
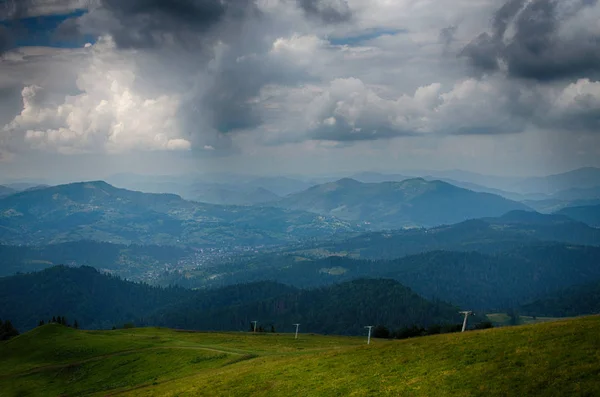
<box><xmin>65</xmin><ymin>0</ymin><xmax>258</xmax><ymax>49</ymax></box>
<box><xmin>298</xmin><ymin>0</ymin><xmax>351</xmax><ymax>23</ymax></box>
<box><xmin>461</xmin><ymin>0</ymin><xmax>600</xmax><ymax>81</ymax></box>
<box><xmin>0</xmin><ymin>25</ymin><xmax>11</xmax><ymax>54</ymax></box>
<box><xmin>439</xmin><ymin>25</ymin><xmax>457</xmax><ymax>48</ymax></box>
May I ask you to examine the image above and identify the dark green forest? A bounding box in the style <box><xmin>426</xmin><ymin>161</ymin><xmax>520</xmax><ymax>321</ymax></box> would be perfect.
<box><xmin>162</xmin><ymin>243</ymin><xmax>600</xmax><ymax>310</ymax></box>
<box><xmin>0</xmin><ymin>266</ymin><xmax>467</xmax><ymax>335</ymax></box>
<box><xmin>147</xmin><ymin>278</ymin><xmax>466</xmax><ymax>335</ymax></box>
<box><xmin>520</xmin><ymin>281</ymin><xmax>600</xmax><ymax>317</ymax></box>
<box><xmin>0</xmin><ymin>266</ymin><xmax>192</xmax><ymax>331</ymax></box>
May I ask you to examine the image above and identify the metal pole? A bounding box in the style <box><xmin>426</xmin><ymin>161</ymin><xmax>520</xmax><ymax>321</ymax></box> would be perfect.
<box><xmin>294</xmin><ymin>324</ymin><xmax>300</xmax><ymax>339</ymax></box>
<box><xmin>459</xmin><ymin>311</ymin><xmax>472</xmax><ymax>332</ymax></box>
<box><xmin>365</xmin><ymin>326</ymin><xmax>374</xmax><ymax>344</ymax></box>
<box><xmin>252</xmin><ymin>320</ymin><xmax>258</xmax><ymax>333</ymax></box>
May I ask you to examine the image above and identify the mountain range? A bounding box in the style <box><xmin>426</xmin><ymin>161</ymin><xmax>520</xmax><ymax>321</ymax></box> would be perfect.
<box><xmin>274</xmin><ymin>178</ymin><xmax>530</xmax><ymax>228</ymax></box>
<box><xmin>0</xmin><ymin>181</ymin><xmax>355</xmax><ymax>247</ymax></box>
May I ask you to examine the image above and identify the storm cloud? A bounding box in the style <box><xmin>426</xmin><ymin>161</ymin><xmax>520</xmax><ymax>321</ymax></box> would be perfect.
<box><xmin>461</xmin><ymin>0</ymin><xmax>600</xmax><ymax>81</ymax></box>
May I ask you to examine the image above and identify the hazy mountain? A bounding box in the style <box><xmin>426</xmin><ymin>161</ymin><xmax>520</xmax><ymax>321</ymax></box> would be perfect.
<box><xmin>244</xmin><ymin>176</ymin><xmax>314</xmax><ymax>196</ymax></box>
<box><xmin>192</xmin><ymin>186</ymin><xmax>280</xmax><ymax>206</ymax></box>
<box><xmin>509</xmin><ymin>167</ymin><xmax>600</xmax><ymax>195</ymax></box>
<box><xmin>3</xmin><ymin>182</ymin><xmax>49</xmax><ymax>191</ymax></box>
<box><xmin>350</xmin><ymin>172</ymin><xmax>410</xmax><ymax>183</ymax></box>
<box><xmin>107</xmin><ymin>174</ymin><xmax>299</xmax><ymax>205</ymax></box>
<box><xmin>552</xmin><ymin>186</ymin><xmax>600</xmax><ymax>201</ymax></box>
<box><xmin>0</xmin><ymin>181</ymin><xmax>358</xmax><ymax>247</ymax></box>
<box><xmin>305</xmin><ymin>211</ymin><xmax>600</xmax><ymax>260</ymax></box>
<box><xmin>420</xmin><ymin>177</ymin><xmax>530</xmax><ymax>201</ymax></box>
<box><xmin>0</xmin><ymin>186</ymin><xmax>15</xmax><ymax>198</ymax></box>
<box><xmin>275</xmin><ymin>178</ymin><xmax>530</xmax><ymax>228</ymax></box>
<box><xmin>556</xmin><ymin>205</ymin><xmax>600</xmax><ymax>227</ymax></box>
<box><xmin>401</xmin><ymin>169</ymin><xmax>524</xmax><ymax>191</ymax></box>
<box><xmin>524</xmin><ymin>198</ymin><xmax>600</xmax><ymax>213</ymax></box>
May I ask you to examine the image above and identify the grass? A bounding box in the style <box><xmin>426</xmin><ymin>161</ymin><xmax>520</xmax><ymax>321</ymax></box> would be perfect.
<box><xmin>1</xmin><ymin>316</ymin><xmax>600</xmax><ymax>396</ymax></box>
<box><xmin>487</xmin><ymin>312</ymin><xmax>562</xmax><ymax>326</ymax></box>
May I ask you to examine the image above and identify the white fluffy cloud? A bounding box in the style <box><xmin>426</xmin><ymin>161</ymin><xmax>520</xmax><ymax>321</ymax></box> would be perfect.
<box><xmin>2</xmin><ymin>37</ymin><xmax>190</xmax><ymax>154</ymax></box>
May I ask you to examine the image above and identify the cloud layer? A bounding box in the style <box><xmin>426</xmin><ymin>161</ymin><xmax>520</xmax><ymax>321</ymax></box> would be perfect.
<box><xmin>0</xmin><ymin>0</ymin><xmax>599</xmax><ymax>177</ymax></box>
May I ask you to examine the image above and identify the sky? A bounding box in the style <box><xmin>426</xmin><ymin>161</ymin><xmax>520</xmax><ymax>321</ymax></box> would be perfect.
<box><xmin>0</xmin><ymin>0</ymin><xmax>599</xmax><ymax>182</ymax></box>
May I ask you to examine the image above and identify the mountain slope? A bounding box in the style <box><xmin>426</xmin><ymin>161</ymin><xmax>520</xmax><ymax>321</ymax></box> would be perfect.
<box><xmin>0</xmin><ymin>185</ymin><xmax>15</xmax><ymax>198</ymax></box>
<box><xmin>0</xmin><ymin>181</ymin><xmax>358</xmax><ymax>246</ymax></box>
<box><xmin>520</xmin><ymin>281</ymin><xmax>600</xmax><ymax>317</ymax></box>
<box><xmin>275</xmin><ymin>178</ymin><xmax>529</xmax><ymax>228</ymax></box>
<box><xmin>0</xmin><ymin>266</ymin><xmax>460</xmax><ymax>335</ymax></box>
<box><xmin>148</xmin><ymin>278</ymin><xmax>462</xmax><ymax>335</ymax></box>
<box><xmin>510</xmin><ymin>167</ymin><xmax>600</xmax><ymax>195</ymax></box>
<box><xmin>189</xmin><ymin>244</ymin><xmax>600</xmax><ymax>310</ymax></box>
<box><xmin>2</xmin><ymin>316</ymin><xmax>599</xmax><ymax>396</ymax></box>
<box><xmin>0</xmin><ymin>241</ymin><xmax>192</xmax><ymax>281</ymax></box>
<box><xmin>0</xmin><ymin>266</ymin><xmax>193</xmax><ymax>331</ymax></box>
<box><xmin>556</xmin><ymin>204</ymin><xmax>600</xmax><ymax>227</ymax></box>
<box><xmin>306</xmin><ymin>210</ymin><xmax>600</xmax><ymax>260</ymax></box>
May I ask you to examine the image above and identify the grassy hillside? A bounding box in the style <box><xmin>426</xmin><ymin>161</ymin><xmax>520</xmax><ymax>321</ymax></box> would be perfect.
<box><xmin>1</xmin><ymin>316</ymin><xmax>599</xmax><ymax>396</ymax></box>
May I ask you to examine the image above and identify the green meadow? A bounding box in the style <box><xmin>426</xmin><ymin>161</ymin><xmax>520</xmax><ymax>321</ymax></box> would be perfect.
<box><xmin>2</xmin><ymin>316</ymin><xmax>599</xmax><ymax>396</ymax></box>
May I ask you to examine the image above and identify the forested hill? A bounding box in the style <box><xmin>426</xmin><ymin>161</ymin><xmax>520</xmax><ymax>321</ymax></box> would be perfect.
<box><xmin>0</xmin><ymin>266</ymin><xmax>462</xmax><ymax>335</ymax></box>
<box><xmin>318</xmin><ymin>210</ymin><xmax>600</xmax><ymax>260</ymax></box>
<box><xmin>0</xmin><ymin>266</ymin><xmax>193</xmax><ymax>331</ymax></box>
<box><xmin>186</xmin><ymin>244</ymin><xmax>600</xmax><ymax>311</ymax></box>
<box><xmin>520</xmin><ymin>281</ymin><xmax>600</xmax><ymax>317</ymax></box>
<box><xmin>147</xmin><ymin>278</ymin><xmax>463</xmax><ymax>335</ymax></box>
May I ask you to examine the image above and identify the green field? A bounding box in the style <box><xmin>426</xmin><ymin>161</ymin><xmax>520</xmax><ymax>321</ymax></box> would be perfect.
<box><xmin>2</xmin><ymin>316</ymin><xmax>599</xmax><ymax>396</ymax></box>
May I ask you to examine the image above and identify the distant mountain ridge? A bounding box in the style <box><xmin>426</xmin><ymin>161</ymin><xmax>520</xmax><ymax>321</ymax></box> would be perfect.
<box><xmin>0</xmin><ymin>186</ymin><xmax>15</xmax><ymax>198</ymax></box>
<box><xmin>556</xmin><ymin>205</ymin><xmax>600</xmax><ymax>227</ymax></box>
<box><xmin>0</xmin><ymin>181</ymin><xmax>358</xmax><ymax>246</ymax></box>
<box><xmin>274</xmin><ymin>178</ymin><xmax>530</xmax><ymax>228</ymax></box>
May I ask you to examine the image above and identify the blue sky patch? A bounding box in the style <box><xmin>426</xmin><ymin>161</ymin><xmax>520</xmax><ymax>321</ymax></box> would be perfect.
<box><xmin>0</xmin><ymin>10</ymin><xmax>95</xmax><ymax>49</ymax></box>
<box><xmin>328</xmin><ymin>28</ymin><xmax>407</xmax><ymax>46</ymax></box>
